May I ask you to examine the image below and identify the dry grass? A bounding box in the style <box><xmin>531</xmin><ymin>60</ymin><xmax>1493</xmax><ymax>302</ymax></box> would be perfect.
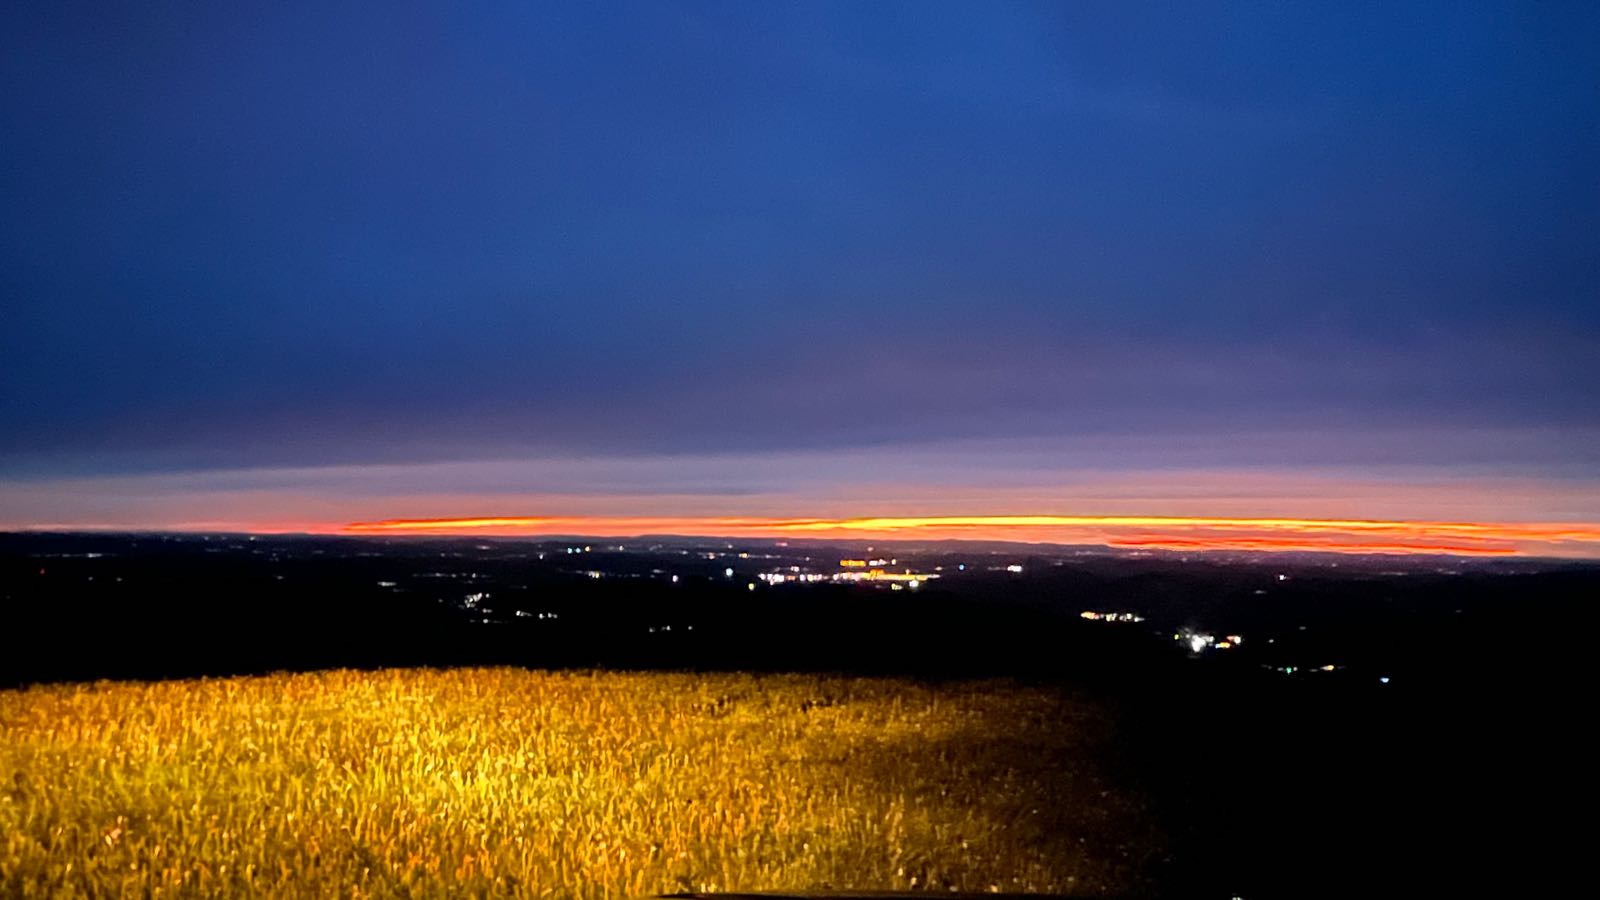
<box><xmin>0</xmin><ymin>668</ymin><xmax>1162</xmax><ymax>897</ymax></box>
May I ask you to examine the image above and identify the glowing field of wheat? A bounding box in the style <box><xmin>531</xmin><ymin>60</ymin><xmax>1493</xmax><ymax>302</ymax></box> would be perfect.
<box><xmin>0</xmin><ymin>668</ymin><xmax>1162</xmax><ymax>897</ymax></box>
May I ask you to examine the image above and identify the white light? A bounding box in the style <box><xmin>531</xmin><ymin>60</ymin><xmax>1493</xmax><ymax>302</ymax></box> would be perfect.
<box><xmin>724</xmin><ymin>567</ymin><xmax>734</xmax><ymax>578</ymax></box>
<box><xmin>1379</xmin><ymin>676</ymin><xmax>1391</xmax><ymax>684</ymax></box>
<box><xmin>1188</xmin><ymin>636</ymin><xmax>1208</xmax><ymax>653</ymax></box>
<box><xmin>908</xmin><ymin>579</ymin><xmax>920</xmax><ymax>589</ymax></box>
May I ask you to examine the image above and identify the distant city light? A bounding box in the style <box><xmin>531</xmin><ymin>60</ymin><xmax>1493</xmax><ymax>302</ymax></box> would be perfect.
<box><xmin>1080</xmin><ymin>611</ymin><xmax>1145</xmax><ymax>623</ymax></box>
<box><xmin>824</xmin><ymin>568</ymin><xmax>939</xmax><ymax>586</ymax></box>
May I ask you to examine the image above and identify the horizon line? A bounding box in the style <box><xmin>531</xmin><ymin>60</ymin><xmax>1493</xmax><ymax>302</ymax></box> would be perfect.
<box><xmin>10</xmin><ymin>513</ymin><xmax>1600</xmax><ymax>558</ymax></box>
<box><xmin>319</xmin><ymin>513</ymin><xmax>1600</xmax><ymax>558</ymax></box>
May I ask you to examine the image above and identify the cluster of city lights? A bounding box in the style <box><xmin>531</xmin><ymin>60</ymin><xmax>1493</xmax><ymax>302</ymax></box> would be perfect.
<box><xmin>756</xmin><ymin>571</ymin><xmax>830</xmax><ymax>584</ymax></box>
<box><xmin>828</xmin><ymin>569</ymin><xmax>935</xmax><ymax>587</ymax></box>
<box><xmin>1079</xmin><ymin>611</ymin><xmax>1146</xmax><ymax>623</ymax></box>
<box><xmin>1175</xmin><ymin>631</ymin><xmax>1245</xmax><ymax>653</ymax></box>
<box><xmin>754</xmin><ymin>560</ymin><xmax>940</xmax><ymax>589</ymax></box>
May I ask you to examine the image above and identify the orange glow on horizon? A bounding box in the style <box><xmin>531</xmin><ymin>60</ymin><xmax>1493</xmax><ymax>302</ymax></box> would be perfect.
<box><xmin>337</xmin><ymin>513</ymin><xmax>1600</xmax><ymax>558</ymax></box>
<box><xmin>345</xmin><ymin>516</ymin><xmax>565</xmax><ymax>531</ymax></box>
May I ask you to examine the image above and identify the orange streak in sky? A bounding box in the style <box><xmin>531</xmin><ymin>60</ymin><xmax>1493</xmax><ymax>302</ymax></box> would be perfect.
<box><xmin>348</xmin><ymin>516</ymin><xmax>564</xmax><ymax>531</ymax></box>
<box><xmin>760</xmin><ymin>514</ymin><xmax>1600</xmax><ymax>540</ymax></box>
<box><xmin>1104</xmin><ymin>537</ymin><xmax>1519</xmax><ymax>556</ymax></box>
<box><xmin>340</xmin><ymin>514</ymin><xmax>1600</xmax><ymax>557</ymax></box>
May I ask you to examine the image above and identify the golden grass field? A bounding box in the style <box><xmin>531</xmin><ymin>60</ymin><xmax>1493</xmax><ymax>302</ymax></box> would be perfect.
<box><xmin>0</xmin><ymin>668</ymin><xmax>1163</xmax><ymax>897</ymax></box>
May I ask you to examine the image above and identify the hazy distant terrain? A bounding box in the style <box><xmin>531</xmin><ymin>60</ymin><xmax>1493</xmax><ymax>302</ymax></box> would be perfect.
<box><xmin>5</xmin><ymin>531</ymin><xmax>1596</xmax><ymax>687</ymax></box>
<box><xmin>0</xmin><ymin>669</ymin><xmax>1159</xmax><ymax>897</ymax></box>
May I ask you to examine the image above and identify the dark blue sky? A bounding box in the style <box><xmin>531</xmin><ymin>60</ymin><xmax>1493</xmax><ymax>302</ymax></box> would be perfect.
<box><xmin>3</xmin><ymin>1</ymin><xmax>1597</xmax><ymax>483</ymax></box>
